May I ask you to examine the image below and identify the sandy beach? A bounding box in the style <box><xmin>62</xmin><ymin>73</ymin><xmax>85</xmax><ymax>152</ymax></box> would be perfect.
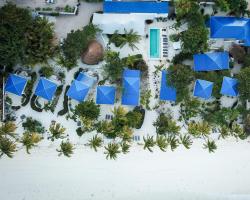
<box><xmin>0</xmin><ymin>138</ymin><xmax>250</xmax><ymax>200</ymax></box>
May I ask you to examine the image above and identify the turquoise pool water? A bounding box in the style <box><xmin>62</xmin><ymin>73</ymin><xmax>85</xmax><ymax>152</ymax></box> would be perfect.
<box><xmin>150</xmin><ymin>29</ymin><xmax>160</xmax><ymax>58</ymax></box>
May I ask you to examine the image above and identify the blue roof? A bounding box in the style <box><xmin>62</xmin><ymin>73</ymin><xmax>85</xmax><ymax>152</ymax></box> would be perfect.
<box><xmin>67</xmin><ymin>80</ymin><xmax>90</xmax><ymax>102</ymax></box>
<box><xmin>193</xmin><ymin>52</ymin><xmax>229</xmax><ymax>71</ymax></box>
<box><xmin>96</xmin><ymin>86</ymin><xmax>116</xmax><ymax>105</ymax></box>
<box><xmin>122</xmin><ymin>69</ymin><xmax>140</xmax><ymax>106</ymax></box>
<box><xmin>160</xmin><ymin>70</ymin><xmax>176</xmax><ymax>101</ymax></box>
<box><xmin>35</xmin><ymin>78</ymin><xmax>57</xmax><ymax>101</ymax></box>
<box><xmin>210</xmin><ymin>16</ymin><xmax>250</xmax><ymax>46</ymax></box>
<box><xmin>193</xmin><ymin>79</ymin><xmax>214</xmax><ymax>100</ymax></box>
<box><xmin>76</xmin><ymin>72</ymin><xmax>95</xmax><ymax>87</ymax></box>
<box><xmin>220</xmin><ymin>76</ymin><xmax>239</xmax><ymax>96</ymax></box>
<box><xmin>5</xmin><ymin>74</ymin><xmax>27</xmax><ymax>96</ymax></box>
<box><xmin>103</xmin><ymin>1</ymin><xmax>169</xmax><ymax>14</ymax></box>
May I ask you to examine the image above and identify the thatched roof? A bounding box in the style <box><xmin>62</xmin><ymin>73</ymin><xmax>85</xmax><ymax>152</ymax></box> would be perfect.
<box><xmin>81</xmin><ymin>40</ymin><xmax>104</xmax><ymax>65</ymax></box>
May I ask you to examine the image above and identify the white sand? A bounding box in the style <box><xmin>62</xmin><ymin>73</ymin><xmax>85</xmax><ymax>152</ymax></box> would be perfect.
<box><xmin>0</xmin><ymin>139</ymin><xmax>250</xmax><ymax>200</ymax></box>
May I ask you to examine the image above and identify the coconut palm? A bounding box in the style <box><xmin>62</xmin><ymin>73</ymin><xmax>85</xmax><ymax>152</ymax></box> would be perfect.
<box><xmin>123</xmin><ymin>29</ymin><xmax>141</xmax><ymax>50</ymax></box>
<box><xmin>120</xmin><ymin>142</ymin><xmax>130</xmax><ymax>154</ymax></box>
<box><xmin>120</xmin><ymin>126</ymin><xmax>133</xmax><ymax>142</ymax></box>
<box><xmin>0</xmin><ymin>137</ymin><xmax>17</xmax><ymax>158</ymax></box>
<box><xmin>143</xmin><ymin>136</ymin><xmax>156</xmax><ymax>153</ymax></box>
<box><xmin>167</xmin><ymin>135</ymin><xmax>179</xmax><ymax>151</ymax></box>
<box><xmin>125</xmin><ymin>54</ymin><xmax>140</xmax><ymax>67</ymax></box>
<box><xmin>203</xmin><ymin>139</ymin><xmax>217</xmax><ymax>153</ymax></box>
<box><xmin>218</xmin><ymin>125</ymin><xmax>230</xmax><ymax>139</ymax></box>
<box><xmin>49</xmin><ymin>122</ymin><xmax>66</xmax><ymax>141</ymax></box>
<box><xmin>231</xmin><ymin>123</ymin><xmax>246</xmax><ymax>140</ymax></box>
<box><xmin>20</xmin><ymin>132</ymin><xmax>42</xmax><ymax>154</ymax></box>
<box><xmin>88</xmin><ymin>135</ymin><xmax>103</xmax><ymax>152</ymax></box>
<box><xmin>0</xmin><ymin>122</ymin><xmax>17</xmax><ymax>139</ymax></box>
<box><xmin>57</xmin><ymin>141</ymin><xmax>74</xmax><ymax>157</ymax></box>
<box><xmin>199</xmin><ymin>121</ymin><xmax>211</xmax><ymax>138</ymax></box>
<box><xmin>156</xmin><ymin>135</ymin><xmax>168</xmax><ymax>152</ymax></box>
<box><xmin>188</xmin><ymin>122</ymin><xmax>201</xmax><ymax>137</ymax></box>
<box><xmin>180</xmin><ymin>135</ymin><xmax>193</xmax><ymax>149</ymax></box>
<box><xmin>112</xmin><ymin>106</ymin><xmax>127</xmax><ymax>118</ymax></box>
<box><xmin>104</xmin><ymin>143</ymin><xmax>121</xmax><ymax>160</ymax></box>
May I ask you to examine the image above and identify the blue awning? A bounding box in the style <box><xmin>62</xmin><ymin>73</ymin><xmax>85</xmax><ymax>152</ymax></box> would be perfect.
<box><xmin>160</xmin><ymin>70</ymin><xmax>176</xmax><ymax>101</ymax></box>
<box><xmin>193</xmin><ymin>79</ymin><xmax>214</xmax><ymax>100</ymax></box>
<box><xmin>67</xmin><ymin>80</ymin><xmax>90</xmax><ymax>102</ymax></box>
<box><xmin>122</xmin><ymin>69</ymin><xmax>140</xmax><ymax>106</ymax></box>
<box><xmin>220</xmin><ymin>76</ymin><xmax>239</xmax><ymax>96</ymax></box>
<box><xmin>104</xmin><ymin>1</ymin><xmax>169</xmax><ymax>14</ymax></box>
<box><xmin>35</xmin><ymin>78</ymin><xmax>57</xmax><ymax>101</ymax></box>
<box><xmin>193</xmin><ymin>52</ymin><xmax>229</xmax><ymax>71</ymax></box>
<box><xmin>96</xmin><ymin>86</ymin><xmax>116</xmax><ymax>105</ymax></box>
<box><xmin>210</xmin><ymin>16</ymin><xmax>250</xmax><ymax>46</ymax></box>
<box><xmin>5</xmin><ymin>74</ymin><xmax>27</xmax><ymax>96</ymax></box>
<box><xmin>76</xmin><ymin>72</ymin><xmax>95</xmax><ymax>87</ymax></box>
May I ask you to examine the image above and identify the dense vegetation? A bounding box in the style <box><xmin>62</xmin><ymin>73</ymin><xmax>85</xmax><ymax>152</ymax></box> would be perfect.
<box><xmin>0</xmin><ymin>3</ymin><xmax>56</xmax><ymax>68</ymax></box>
<box><xmin>60</xmin><ymin>24</ymin><xmax>101</xmax><ymax>69</ymax></box>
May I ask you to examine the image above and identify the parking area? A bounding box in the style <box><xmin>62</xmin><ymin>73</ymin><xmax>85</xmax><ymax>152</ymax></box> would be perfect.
<box><xmin>0</xmin><ymin>0</ymin><xmax>78</xmax><ymax>9</ymax></box>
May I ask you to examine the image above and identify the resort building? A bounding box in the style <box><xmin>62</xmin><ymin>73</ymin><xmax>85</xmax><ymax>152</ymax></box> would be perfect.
<box><xmin>93</xmin><ymin>0</ymin><xmax>171</xmax><ymax>60</ymax></box>
<box><xmin>193</xmin><ymin>52</ymin><xmax>229</xmax><ymax>71</ymax></box>
<box><xmin>210</xmin><ymin>16</ymin><xmax>250</xmax><ymax>46</ymax></box>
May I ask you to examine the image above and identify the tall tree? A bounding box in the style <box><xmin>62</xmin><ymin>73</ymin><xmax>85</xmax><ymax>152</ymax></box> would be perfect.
<box><xmin>0</xmin><ymin>3</ymin><xmax>32</xmax><ymax>67</ymax></box>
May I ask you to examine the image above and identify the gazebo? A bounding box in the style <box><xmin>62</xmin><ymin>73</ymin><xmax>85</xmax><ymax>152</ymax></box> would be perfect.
<box><xmin>35</xmin><ymin>78</ymin><xmax>57</xmax><ymax>101</ymax></box>
<box><xmin>5</xmin><ymin>74</ymin><xmax>27</xmax><ymax>96</ymax></box>
<box><xmin>193</xmin><ymin>79</ymin><xmax>214</xmax><ymax>100</ymax></box>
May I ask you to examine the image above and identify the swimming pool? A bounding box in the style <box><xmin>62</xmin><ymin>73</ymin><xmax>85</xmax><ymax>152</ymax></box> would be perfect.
<box><xmin>150</xmin><ymin>28</ymin><xmax>160</xmax><ymax>59</ymax></box>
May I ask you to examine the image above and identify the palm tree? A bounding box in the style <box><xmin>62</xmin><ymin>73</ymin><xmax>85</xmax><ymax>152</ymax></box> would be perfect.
<box><xmin>180</xmin><ymin>135</ymin><xmax>193</xmax><ymax>149</ymax></box>
<box><xmin>0</xmin><ymin>122</ymin><xmax>17</xmax><ymax>139</ymax></box>
<box><xmin>199</xmin><ymin>121</ymin><xmax>211</xmax><ymax>138</ymax></box>
<box><xmin>104</xmin><ymin>143</ymin><xmax>121</xmax><ymax>160</ymax></box>
<box><xmin>120</xmin><ymin>126</ymin><xmax>133</xmax><ymax>142</ymax></box>
<box><xmin>219</xmin><ymin>125</ymin><xmax>230</xmax><ymax>139</ymax></box>
<box><xmin>49</xmin><ymin>122</ymin><xmax>66</xmax><ymax>141</ymax></box>
<box><xmin>120</xmin><ymin>142</ymin><xmax>130</xmax><ymax>154</ymax></box>
<box><xmin>0</xmin><ymin>137</ymin><xmax>17</xmax><ymax>158</ymax></box>
<box><xmin>20</xmin><ymin>132</ymin><xmax>42</xmax><ymax>154</ymax></box>
<box><xmin>124</xmin><ymin>29</ymin><xmax>141</xmax><ymax>50</ymax></box>
<box><xmin>57</xmin><ymin>141</ymin><xmax>74</xmax><ymax>157</ymax></box>
<box><xmin>88</xmin><ymin>135</ymin><xmax>103</xmax><ymax>152</ymax></box>
<box><xmin>143</xmin><ymin>136</ymin><xmax>156</xmax><ymax>152</ymax></box>
<box><xmin>203</xmin><ymin>139</ymin><xmax>217</xmax><ymax>153</ymax></box>
<box><xmin>231</xmin><ymin>123</ymin><xmax>246</xmax><ymax>140</ymax></box>
<box><xmin>167</xmin><ymin>135</ymin><xmax>179</xmax><ymax>151</ymax></box>
<box><xmin>112</xmin><ymin>106</ymin><xmax>127</xmax><ymax>118</ymax></box>
<box><xmin>156</xmin><ymin>135</ymin><xmax>168</xmax><ymax>152</ymax></box>
<box><xmin>125</xmin><ymin>54</ymin><xmax>140</xmax><ymax>68</ymax></box>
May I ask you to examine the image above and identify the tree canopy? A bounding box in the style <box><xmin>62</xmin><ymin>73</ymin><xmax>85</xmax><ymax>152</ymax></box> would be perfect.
<box><xmin>167</xmin><ymin>64</ymin><xmax>194</xmax><ymax>102</ymax></box>
<box><xmin>0</xmin><ymin>3</ymin><xmax>56</xmax><ymax>68</ymax></box>
<box><xmin>61</xmin><ymin>24</ymin><xmax>101</xmax><ymax>69</ymax></box>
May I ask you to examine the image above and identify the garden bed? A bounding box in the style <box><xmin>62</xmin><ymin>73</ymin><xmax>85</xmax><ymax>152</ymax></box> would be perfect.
<box><xmin>58</xmin><ymin>85</ymin><xmax>70</xmax><ymax>116</ymax></box>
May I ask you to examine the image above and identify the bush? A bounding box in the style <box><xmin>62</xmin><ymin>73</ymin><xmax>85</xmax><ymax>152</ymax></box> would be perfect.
<box><xmin>39</xmin><ymin>66</ymin><xmax>54</xmax><ymax>78</ymax></box>
<box><xmin>22</xmin><ymin>117</ymin><xmax>45</xmax><ymax>133</ymax></box>
<box><xmin>75</xmin><ymin>100</ymin><xmax>100</xmax><ymax>120</ymax></box>
<box><xmin>58</xmin><ymin>85</ymin><xmax>69</xmax><ymax>116</ymax></box>
<box><xmin>30</xmin><ymin>95</ymin><xmax>43</xmax><ymax>112</ymax></box>
<box><xmin>126</xmin><ymin>106</ymin><xmax>145</xmax><ymax>129</ymax></box>
<box><xmin>22</xmin><ymin>72</ymin><xmax>37</xmax><ymax>107</ymax></box>
<box><xmin>153</xmin><ymin>113</ymin><xmax>181</xmax><ymax>135</ymax></box>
